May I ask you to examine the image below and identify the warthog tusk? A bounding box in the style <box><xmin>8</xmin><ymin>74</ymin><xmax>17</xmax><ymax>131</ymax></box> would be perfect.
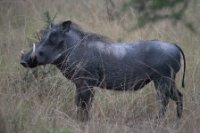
<box><xmin>31</xmin><ymin>43</ymin><xmax>36</xmax><ymax>61</ymax></box>
<box><xmin>20</xmin><ymin>50</ymin><xmax>25</xmax><ymax>55</ymax></box>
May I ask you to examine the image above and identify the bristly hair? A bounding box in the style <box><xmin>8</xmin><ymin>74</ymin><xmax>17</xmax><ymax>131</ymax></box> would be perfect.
<box><xmin>66</xmin><ymin>21</ymin><xmax>113</xmax><ymax>43</ymax></box>
<box><xmin>36</xmin><ymin>18</ymin><xmax>113</xmax><ymax>44</ymax></box>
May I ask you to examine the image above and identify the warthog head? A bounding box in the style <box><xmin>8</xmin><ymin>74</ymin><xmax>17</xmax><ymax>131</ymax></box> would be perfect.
<box><xmin>20</xmin><ymin>21</ymin><xmax>72</xmax><ymax>68</ymax></box>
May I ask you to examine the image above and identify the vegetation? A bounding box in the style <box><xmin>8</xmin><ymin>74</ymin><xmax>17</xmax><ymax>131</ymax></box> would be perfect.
<box><xmin>122</xmin><ymin>0</ymin><xmax>194</xmax><ymax>30</ymax></box>
<box><xmin>0</xmin><ymin>0</ymin><xmax>200</xmax><ymax>132</ymax></box>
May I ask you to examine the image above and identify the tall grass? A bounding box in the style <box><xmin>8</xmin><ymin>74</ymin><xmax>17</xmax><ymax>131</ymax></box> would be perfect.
<box><xmin>0</xmin><ymin>0</ymin><xmax>200</xmax><ymax>132</ymax></box>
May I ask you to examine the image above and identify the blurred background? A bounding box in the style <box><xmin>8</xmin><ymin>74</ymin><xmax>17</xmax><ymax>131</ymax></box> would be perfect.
<box><xmin>0</xmin><ymin>0</ymin><xmax>200</xmax><ymax>132</ymax></box>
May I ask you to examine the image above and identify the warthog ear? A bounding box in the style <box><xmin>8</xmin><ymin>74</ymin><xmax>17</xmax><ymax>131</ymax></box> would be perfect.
<box><xmin>61</xmin><ymin>20</ymin><xmax>71</xmax><ymax>32</ymax></box>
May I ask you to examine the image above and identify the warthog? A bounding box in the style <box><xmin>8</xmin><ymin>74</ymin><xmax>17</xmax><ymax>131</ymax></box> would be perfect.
<box><xmin>20</xmin><ymin>20</ymin><xmax>185</xmax><ymax>121</ymax></box>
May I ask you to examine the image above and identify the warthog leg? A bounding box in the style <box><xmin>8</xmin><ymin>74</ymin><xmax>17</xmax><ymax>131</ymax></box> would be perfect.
<box><xmin>169</xmin><ymin>86</ymin><xmax>183</xmax><ymax>118</ymax></box>
<box><xmin>153</xmin><ymin>75</ymin><xmax>183</xmax><ymax>119</ymax></box>
<box><xmin>75</xmin><ymin>81</ymin><xmax>95</xmax><ymax>121</ymax></box>
<box><xmin>154</xmin><ymin>77</ymin><xmax>171</xmax><ymax>119</ymax></box>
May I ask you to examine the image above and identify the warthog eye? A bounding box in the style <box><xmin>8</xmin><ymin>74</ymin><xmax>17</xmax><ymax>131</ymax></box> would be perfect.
<box><xmin>59</xmin><ymin>40</ymin><xmax>64</xmax><ymax>45</ymax></box>
<box><xmin>39</xmin><ymin>51</ymin><xmax>44</xmax><ymax>56</ymax></box>
<box><xmin>49</xmin><ymin>32</ymin><xmax>58</xmax><ymax>43</ymax></box>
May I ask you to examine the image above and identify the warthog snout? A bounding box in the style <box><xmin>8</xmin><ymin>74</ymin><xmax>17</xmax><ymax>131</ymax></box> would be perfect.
<box><xmin>20</xmin><ymin>43</ymin><xmax>37</xmax><ymax>68</ymax></box>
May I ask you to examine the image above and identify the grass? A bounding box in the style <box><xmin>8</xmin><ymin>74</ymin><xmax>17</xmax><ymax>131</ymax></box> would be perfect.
<box><xmin>0</xmin><ymin>0</ymin><xmax>200</xmax><ymax>132</ymax></box>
